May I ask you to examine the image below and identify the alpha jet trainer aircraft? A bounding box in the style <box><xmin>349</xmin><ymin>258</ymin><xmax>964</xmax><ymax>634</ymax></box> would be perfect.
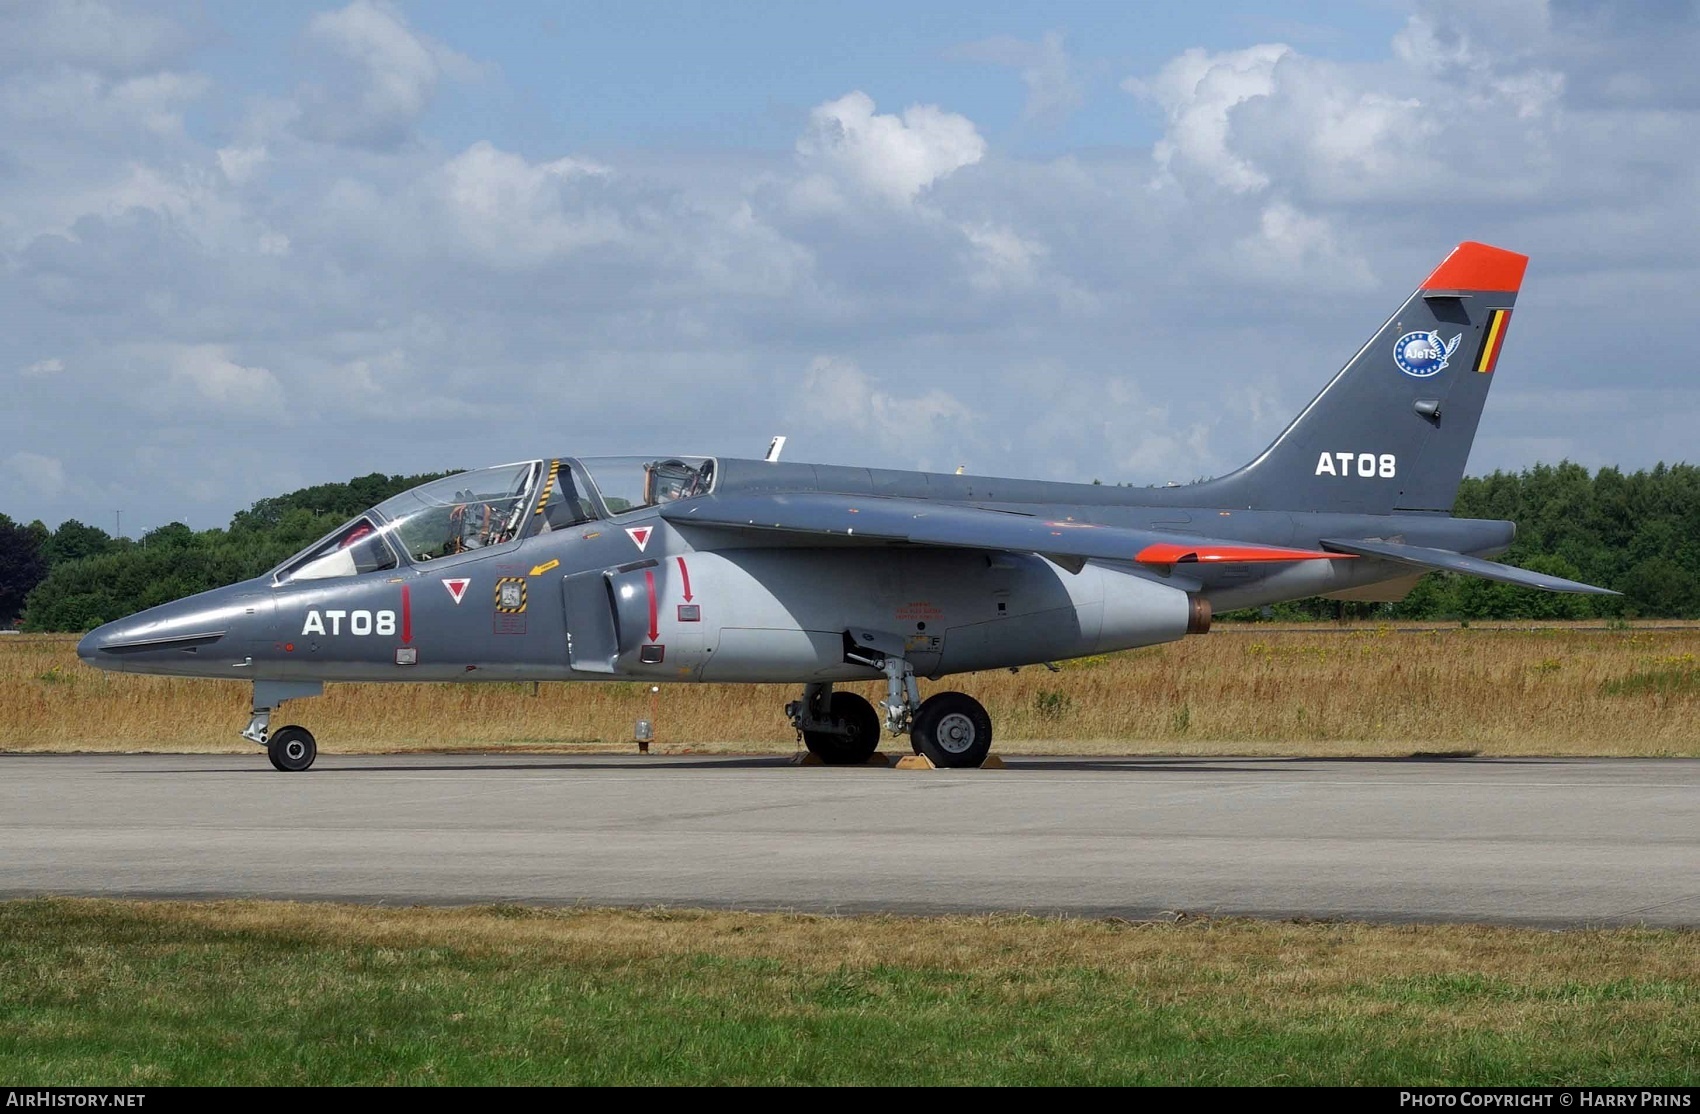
<box><xmin>79</xmin><ymin>241</ymin><xmax>1613</xmax><ymax>771</ymax></box>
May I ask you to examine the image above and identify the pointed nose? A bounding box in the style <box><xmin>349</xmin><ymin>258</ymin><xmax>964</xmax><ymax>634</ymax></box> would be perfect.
<box><xmin>77</xmin><ymin>613</ymin><xmax>222</xmax><ymax>673</ymax></box>
<box><xmin>73</xmin><ymin>584</ymin><xmax>267</xmax><ymax>676</ymax></box>
<box><xmin>76</xmin><ymin>626</ymin><xmax>110</xmax><ymax>668</ymax></box>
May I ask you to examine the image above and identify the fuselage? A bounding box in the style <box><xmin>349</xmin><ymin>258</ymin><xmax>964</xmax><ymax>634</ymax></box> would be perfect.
<box><xmin>77</xmin><ymin>454</ymin><xmax>1514</xmax><ymax>686</ymax></box>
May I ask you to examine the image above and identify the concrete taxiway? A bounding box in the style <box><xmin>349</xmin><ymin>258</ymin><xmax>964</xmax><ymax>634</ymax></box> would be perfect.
<box><xmin>1</xmin><ymin>753</ymin><xmax>1694</xmax><ymax>926</ymax></box>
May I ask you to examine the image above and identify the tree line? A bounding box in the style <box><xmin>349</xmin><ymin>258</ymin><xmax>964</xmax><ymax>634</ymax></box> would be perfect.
<box><xmin>1238</xmin><ymin>461</ymin><xmax>1699</xmax><ymax>621</ymax></box>
<box><xmin>1</xmin><ymin>472</ymin><xmax>447</xmax><ymax>632</ymax></box>
<box><xmin>1</xmin><ymin>461</ymin><xmax>1695</xmax><ymax>631</ymax></box>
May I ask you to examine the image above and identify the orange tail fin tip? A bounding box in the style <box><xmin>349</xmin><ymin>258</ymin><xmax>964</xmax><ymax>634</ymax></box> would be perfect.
<box><xmin>1421</xmin><ymin>241</ymin><xmax>1528</xmax><ymax>293</ymax></box>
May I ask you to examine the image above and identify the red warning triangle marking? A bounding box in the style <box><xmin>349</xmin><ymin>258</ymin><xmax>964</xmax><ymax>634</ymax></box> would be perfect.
<box><xmin>626</xmin><ymin>526</ymin><xmax>653</xmax><ymax>552</ymax></box>
<box><xmin>442</xmin><ymin>578</ymin><xmax>471</xmax><ymax>605</ymax></box>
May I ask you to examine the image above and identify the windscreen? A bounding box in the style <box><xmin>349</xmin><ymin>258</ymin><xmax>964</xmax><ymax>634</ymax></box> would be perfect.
<box><xmin>278</xmin><ymin>517</ymin><xmax>398</xmax><ymax>582</ymax></box>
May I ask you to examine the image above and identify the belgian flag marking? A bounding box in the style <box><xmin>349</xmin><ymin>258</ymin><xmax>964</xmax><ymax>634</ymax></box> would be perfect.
<box><xmin>1475</xmin><ymin>309</ymin><xmax>1512</xmax><ymax>374</ymax></box>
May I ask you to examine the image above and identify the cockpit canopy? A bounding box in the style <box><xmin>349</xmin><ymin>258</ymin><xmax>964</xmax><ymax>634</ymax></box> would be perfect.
<box><xmin>273</xmin><ymin>456</ymin><xmax>714</xmax><ymax>583</ymax></box>
<box><xmin>571</xmin><ymin>455</ymin><xmax>714</xmax><ymax>515</ymax></box>
<box><xmin>378</xmin><ymin>462</ymin><xmax>542</xmax><ymax>565</ymax></box>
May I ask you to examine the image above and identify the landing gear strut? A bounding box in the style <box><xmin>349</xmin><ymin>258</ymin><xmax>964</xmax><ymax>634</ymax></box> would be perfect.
<box><xmin>243</xmin><ymin>681</ymin><xmax>325</xmax><ymax>772</ymax></box>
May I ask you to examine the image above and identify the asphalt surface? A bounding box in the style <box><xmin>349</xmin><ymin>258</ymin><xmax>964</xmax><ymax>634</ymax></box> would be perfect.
<box><xmin>1</xmin><ymin>753</ymin><xmax>1695</xmax><ymax>927</ymax></box>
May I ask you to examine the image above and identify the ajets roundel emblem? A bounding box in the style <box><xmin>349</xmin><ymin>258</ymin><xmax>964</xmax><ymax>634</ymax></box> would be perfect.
<box><xmin>1393</xmin><ymin>330</ymin><xmax>1462</xmax><ymax>378</ymax></box>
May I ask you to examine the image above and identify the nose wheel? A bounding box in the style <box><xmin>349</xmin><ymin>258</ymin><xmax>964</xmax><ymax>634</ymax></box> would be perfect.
<box><xmin>266</xmin><ymin>725</ymin><xmax>318</xmax><ymax>772</ymax></box>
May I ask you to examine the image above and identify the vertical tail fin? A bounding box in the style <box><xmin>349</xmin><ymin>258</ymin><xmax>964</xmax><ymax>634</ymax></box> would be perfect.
<box><xmin>1198</xmin><ymin>241</ymin><xmax>1528</xmax><ymax>513</ymax></box>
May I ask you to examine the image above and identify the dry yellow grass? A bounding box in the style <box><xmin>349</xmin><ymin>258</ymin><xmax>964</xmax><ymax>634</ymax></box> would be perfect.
<box><xmin>4</xmin><ymin>624</ymin><xmax>1699</xmax><ymax>756</ymax></box>
<box><xmin>44</xmin><ymin>897</ymin><xmax>1700</xmax><ymax>986</ymax></box>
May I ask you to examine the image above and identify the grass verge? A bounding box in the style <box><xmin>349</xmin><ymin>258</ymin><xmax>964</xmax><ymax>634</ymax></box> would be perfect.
<box><xmin>1</xmin><ymin>899</ymin><xmax>1696</xmax><ymax>1085</ymax></box>
<box><xmin>7</xmin><ymin>624</ymin><xmax>1700</xmax><ymax>756</ymax></box>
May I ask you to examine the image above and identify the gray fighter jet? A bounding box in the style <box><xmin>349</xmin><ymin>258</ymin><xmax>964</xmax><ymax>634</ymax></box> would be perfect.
<box><xmin>79</xmin><ymin>241</ymin><xmax>1612</xmax><ymax>771</ymax></box>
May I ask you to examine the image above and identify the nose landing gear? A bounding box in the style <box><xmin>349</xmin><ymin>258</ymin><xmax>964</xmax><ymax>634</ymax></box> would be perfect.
<box><xmin>244</xmin><ymin>681</ymin><xmax>325</xmax><ymax>772</ymax></box>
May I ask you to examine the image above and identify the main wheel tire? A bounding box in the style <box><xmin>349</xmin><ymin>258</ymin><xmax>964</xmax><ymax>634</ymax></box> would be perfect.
<box><xmin>801</xmin><ymin>692</ymin><xmax>882</xmax><ymax>766</ymax></box>
<box><xmin>267</xmin><ymin>725</ymin><xmax>317</xmax><ymax>772</ymax></box>
<box><xmin>910</xmin><ymin>692</ymin><xmax>993</xmax><ymax>768</ymax></box>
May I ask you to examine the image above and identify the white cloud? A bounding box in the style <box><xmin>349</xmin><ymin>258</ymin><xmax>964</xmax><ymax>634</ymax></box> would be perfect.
<box><xmin>1130</xmin><ymin>43</ymin><xmax>1290</xmax><ymax>194</ymax></box>
<box><xmin>0</xmin><ymin>65</ymin><xmax>208</xmax><ymax>136</ymax></box>
<box><xmin>217</xmin><ymin>145</ymin><xmax>269</xmax><ymax>184</ymax></box>
<box><xmin>159</xmin><ymin>345</ymin><xmax>285</xmax><ymax>413</ymax></box>
<box><xmin>295</xmin><ymin>0</ymin><xmax>475</xmax><ymax>149</ymax></box>
<box><xmin>796</xmin><ymin>356</ymin><xmax>974</xmax><ymax>454</ymax></box>
<box><xmin>2</xmin><ymin>452</ymin><xmax>68</xmax><ymax>500</ymax></box>
<box><xmin>0</xmin><ymin>0</ymin><xmax>196</xmax><ymax>74</ymax></box>
<box><xmin>433</xmin><ymin>142</ymin><xmax>621</xmax><ymax>263</ymax></box>
<box><xmin>1140</xmin><ymin>18</ymin><xmax>1568</xmax><ymax>209</ymax></box>
<box><xmin>20</xmin><ymin>358</ymin><xmax>64</xmax><ymax>377</ymax></box>
<box><xmin>796</xmin><ymin>91</ymin><xmax>986</xmax><ymax>206</ymax></box>
<box><xmin>961</xmin><ymin>222</ymin><xmax>1045</xmax><ymax>290</ymax></box>
<box><xmin>953</xmin><ymin>31</ymin><xmax>1084</xmax><ymax>122</ymax></box>
<box><xmin>1232</xmin><ymin>201</ymin><xmax>1374</xmax><ymax>289</ymax></box>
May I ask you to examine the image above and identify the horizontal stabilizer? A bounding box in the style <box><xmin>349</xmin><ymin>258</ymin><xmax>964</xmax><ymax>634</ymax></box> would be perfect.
<box><xmin>663</xmin><ymin>493</ymin><xmax>1354</xmax><ymax>567</ymax></box>
<box><xmin>1319</xmin><ymin>538</ymin><xmax>1618</xmax><ymax>595</ymax></box>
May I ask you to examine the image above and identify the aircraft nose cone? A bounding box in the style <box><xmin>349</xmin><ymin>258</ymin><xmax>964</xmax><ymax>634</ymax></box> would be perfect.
<box><xmin>72</xmin><ymin>586</ymin><xmax>263</xmax><ymax>676</ymax></box>
<box><xmin>76</xmin><ymin>627</ymin><xmax>104</xmax><ymax>666</ymax></box>
<box><xmin>77</xmin><ymin>619</ymin><xmax>131</xmax><ymax>671</ymax></box>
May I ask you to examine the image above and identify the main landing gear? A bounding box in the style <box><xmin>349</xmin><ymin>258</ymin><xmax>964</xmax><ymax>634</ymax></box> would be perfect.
<box><xmin>786</xmin><ymin>684</ymin><xmax>882</xmax><ymax>765</ymax></box>
<box><xmin>242</xmin><ymin>681</ymin><xmax>325</xmax><ymax>772</ymax></box>
<box><xmin>910</xmin><ymin>691</ymin><xmax>993</xmax><ymax>768</ymax></box>
<box><xmin>786</xmin><ymin>655</ymin><xmax>995</xmax><ymax>769</ymax></box>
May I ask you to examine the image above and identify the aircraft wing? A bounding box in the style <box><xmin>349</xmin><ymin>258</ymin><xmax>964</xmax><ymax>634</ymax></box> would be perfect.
<box><xmin>1319</xmin><ymin>538</ymin><xmax>1618</xmax><ymax>594</ymax></box>
<box><xmin>660</xmin><ymin>493</ymin><xmax>1350</xmax><ymax>567</ymax></box>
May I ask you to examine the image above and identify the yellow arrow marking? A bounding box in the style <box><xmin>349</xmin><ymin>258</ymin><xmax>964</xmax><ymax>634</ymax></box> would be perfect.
<box><xmin>529</xmin><ymin>558</ymin><xmax>560</xmax><ymax>576</ymax></box>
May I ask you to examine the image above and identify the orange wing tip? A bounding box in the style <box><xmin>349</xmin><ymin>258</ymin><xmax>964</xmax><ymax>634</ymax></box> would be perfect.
<box><xmin>1421</xmin><ymin>241</ymin><xmax>1528</xmax><ymax>293</ymax></box>
<box><xmin>1135</xmin><ymin>543</ymin><xmax>1357</xmax><ymax>566</ymax></box>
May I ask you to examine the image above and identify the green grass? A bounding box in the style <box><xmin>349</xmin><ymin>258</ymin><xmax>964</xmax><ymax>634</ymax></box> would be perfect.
<box><xmin>1</xmin><ymin>899</ymin><xmax>1696</xmax><ymax>1085</ymax></box>
<box><xmin>1600</xmin><ymin>667</ymin><xmax>1700</xmax><ymax>696</ymax></box>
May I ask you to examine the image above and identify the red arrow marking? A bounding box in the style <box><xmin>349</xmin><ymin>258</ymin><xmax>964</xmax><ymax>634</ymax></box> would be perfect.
<box><xmin>676</xmin><ymin>557</ymin><xmax>693</xmax><ymax>602</ymax></box>
<box><xmin>401</xmin><ymin>584</ymin><xmax>412</xmax><ymax>644</ymax></box>
<box><xmin>645</xmin><ymin>568</ymin><xmax>659</xmax><ymax>642</ymax></box>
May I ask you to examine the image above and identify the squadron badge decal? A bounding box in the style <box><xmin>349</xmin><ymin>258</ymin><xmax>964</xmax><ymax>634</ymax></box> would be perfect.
<box><xmin>1393</xmin><ymin>330</ymin><xmax>1463</xmax><ymax>378</ymax></box>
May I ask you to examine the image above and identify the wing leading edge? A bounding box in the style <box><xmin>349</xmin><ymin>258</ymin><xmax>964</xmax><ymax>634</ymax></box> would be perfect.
<box><xmin>660</xmin><ymin>493</ymin><xmax>1348</xmax><ymax>567</ymax></box>
<box><xmin>1319</xmin><ymin>538</ymin><xmax>1618</xmax><ymax>595</ymax></box>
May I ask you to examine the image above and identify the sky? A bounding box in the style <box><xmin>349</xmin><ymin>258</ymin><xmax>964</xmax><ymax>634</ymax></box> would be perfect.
<box><xmin>3</xmin><ymin>0</ymin><xmax>1698</xmax><ymax>535</ymax></box>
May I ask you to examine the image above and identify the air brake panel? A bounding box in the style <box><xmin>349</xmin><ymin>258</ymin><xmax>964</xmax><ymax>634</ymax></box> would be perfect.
<box><xmin>561</xmin><ymin>570</ymin><xmax>619</xmax><ymax>673</ymax></box>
